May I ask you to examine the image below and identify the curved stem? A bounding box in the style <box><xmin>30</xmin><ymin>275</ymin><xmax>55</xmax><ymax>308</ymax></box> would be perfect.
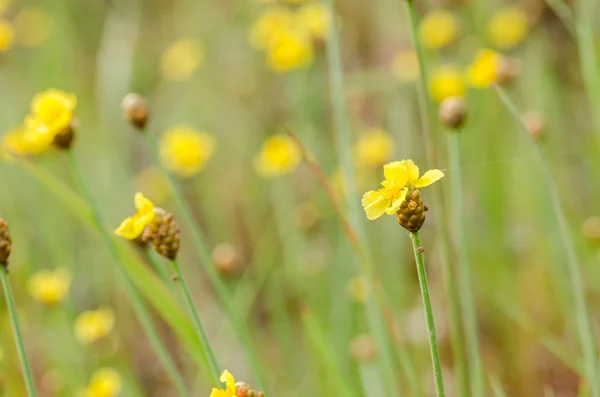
<box><xmin>66</xmin><ymin>150</ymin><xmax>190</xmax><ymax>397</ymax></box>
<box><xmin>410</xmin><ymin>232</ymin><xmax>446</xmax><ymax>397</ymax></box>
<box><xmin>1</xmin><ymin>267</ymin><xmax>37</xmax><ymax>397</ymax></box>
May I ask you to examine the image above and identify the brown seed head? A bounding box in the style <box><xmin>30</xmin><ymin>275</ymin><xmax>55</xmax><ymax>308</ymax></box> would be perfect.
<box><xmin>53</xmin><ymin>117</ymin><xmax>78</xmax><ymax>150</ymax></box>
<box><xmin>0</xmin><ymin>217</ymin><xmax>11</xmax><ymax>268</ymax></box>
<box><xmin>143</xmin><ymin>210</ymin><xmax>180</xmax><ymax>260</ymax></box>
<box><xmin>121</xmin><ymin>93</ymin><xmax>150</xmax><ymax>130</ymax></box>
<box><xmin>439</xmin><ymin>96</ymin><xmax>468</xmax><ymax>129</ymax></box>
<box><xmin>397</xmin><ymin>185</ymin><xmax>426</xmax><ymax>233</ymax></box>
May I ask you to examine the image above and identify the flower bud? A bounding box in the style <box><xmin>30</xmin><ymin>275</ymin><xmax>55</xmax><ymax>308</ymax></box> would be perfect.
<box><xmin>212</xmin><ymin>242</ymin><xmax>240</xmax><ymax>275</ymax></box>
<box><xmin>438</xmin><ymin>96</ymin><xmax>468</xmax><ymax>129</ymax></box>
<box><xmin>121</xmin><ymin>93</ymin><xmax>149</xmax><ymax>130</ymax></box>
<box><xmin>496</xmin><ymin>56</ymin><xmax>522</xmax><ymax>86</ymax></box>
<box><xmin>53</xmin><ymin>117</ymin><xmax>78</xmax><ymax>150</ymax></box>
<box><xmin>0</xmin><ymin>217</ymin><xmax>11</xmax><ymax>269</ymax></box>
<box><xmin>397</xmin><ymin>185</ymin><xmax>426</xmax><ymax>233</ymax></box>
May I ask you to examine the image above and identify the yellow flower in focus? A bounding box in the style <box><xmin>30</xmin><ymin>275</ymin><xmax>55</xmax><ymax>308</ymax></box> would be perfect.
<box><xmin>354</xmin><ymin>128</ymin><xmax>394</xmax><ymax>168</ymax></box>
<box><xmin>114</xmin><ymin>193</ymin><xmax>156</xmax><ymax>240</ymax></box>
<box><xmin>28</xmin><ymin>268</ymin><xmax>71</xmax><ymax>305</ymax></box>
<box><xmin>296</xmin><ymin>3</ymin><xmax>330</xmax><ymax>40</ymax></box>
<box><xmin>487</xmin><ymin>7</ymin><xmax>528</xmax><ymax>50</ymax></box>
<box><xmin>391</xmin><ymin>50</ymin><xmax>420</xmax><ymax>82</ymax></box>
<box><xmin>361</xmin><ymin>160</ymin><xmax>443</xmax><ymax>220</ymax></box>
<box><xmin>266</xmin><ymin>28</ymin><xmax>313</xmax><ymax>72</ymax></box>
<box><xmin>254</xmin><ymin>134</ymin><xmax>301</xmax><ymax>177</ymax></box>
<box><xmin>429</xmin><ymin>65</ymin><xmax>466</xmax><ymax>103</ymax></box>
<box><xmin>159</xmin><ymin>126</ymin><xmax>215</xmax><ymax>178</ymax></box>
<box><xmin>14</xmin><ymin>8</ymin><xmax>53</xmax><ymax>47</ymax></box>
<box><xmin>210</xmin><ymin>370</ymin><xmax>237</xmax><ymax>397</ymax></box>
<box><xmin>80</xmin><ymin>368</ymin><xmax>122</xmax><ymax>397</ymax></box>
<box><xmin>418</xmin><ymin>10</ymin><xmax>458</xmax><ymax>50</ymax></box>
<box><xmin>250</xmin><ymin>7</ymin><xmax>296</xmax><ymax>49</ymax></box>
<box><xmin>74</xmin><ymin>309</ymin><xmax>115</xmax><ymax>345</ymax></box>
<box><xmin>160</xmin><ymin>37</ymin><xmax>203</xmax><ymax>81</ymax></box>
<box><xmin>0</xmin><ymin>19</ymin><xmax>14</xmax><ymax>53</ymax></box>
<box><xmin>466</xmin><ymin>49</ymin><xmax>501</xmax><ymax>88</ymax></box>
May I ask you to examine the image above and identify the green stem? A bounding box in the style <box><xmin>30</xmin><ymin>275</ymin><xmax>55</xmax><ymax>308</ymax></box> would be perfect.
<box><xmin>447</xmin><ymin>133</ymin><xmax>484</xmax><ymax>397</ymax></box>
<box><xmin>142</xmin><ymin>132</ymin><xmax>267</xmax><ymax>390</ymax></box>
<box><xmin>404</xmin><ymin>2</ymin><xmax>468</xmax><ymax>395</ymax></box>
<box><xmin>170</xmin><ymin>259</ymin><xmax>220</xmax><ymax>385</ymax></box>
<box><xmin>410</xmin><ymin>232</ymin><xmax>446</xmax><ymax>397</ymax></box>
<box><xmin>494</xmin><ymin>85</ymin><xmax>600</xmax><ymax>397</ymax></box>
<box><xmin>66</xmin><ymin>150</ymin><xmax>190</xmax><ymax>397</ymax></box>
<box><xmin>0</xmin><ymin>267</ymin><xmax>37</xmax><ymax>397</ymax></box>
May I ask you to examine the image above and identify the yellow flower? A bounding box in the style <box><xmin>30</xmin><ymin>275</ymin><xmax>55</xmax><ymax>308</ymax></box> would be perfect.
<box><xmin>159</xmin><ymin>126</ymin><xmax>216</xmax><ymax>178</ymax></box>
<box><xmin>160</xmin><ymin>37</ymin><xmax>204</xmax><ymax>81</ymax></box>
<box><xmin>2</xmin><ymin>125</ymin><xmax>49</xmax><ymax>156</ymax></box>
<box><xmin>296</xmin><ymin>3</ymin><xmax>330</xmax><ymax>40</ymax></box>
<box><xmin>418</xmin><ymin>10</ymin><xmax>458</xmax><ymax>50</ymax></box>
<box><xmin>25</xmin><ymin>89</ymin><xmax>77</xmax><ymax>151</ymax></box>
<box><xmin>74</xmin><ymin>309</ymin><xmax>115</xmax><ymax>345</ymax></box>
<box><xmin>361</xmin><ymin>160</ymin><xmax>443</xmax><ymax>220</ymax></box>
<box><xmin>249</xmin><ymin>7</ymin><xmax>296</xmax><ymax>49</ymax></box>
<box><xmin>487</xmin><ymin>7</ymin><xmax>528</xmax><ymax>50</ymax></box>
<box><xmin>254</xmin><ymin>134</ymin><xmax>301</xmax><ymax>177</ymax></box>
<box><xmin>466</xmin><ymin>48</ymin><xmax>501</xmax><ymax>88</ymax></box>
<box><xmin>114</xmin><ymin>193</ymin><xmax>156</xmax><ymax>240</ymax></box>
<box><xmin>80</xmin><ymin>368</ymin><xmax>122</xmax><ymax>397</ymax></box>
<box><xmin>391</xmin><ymin>50</ymin><xmax>420</xmax><ymax>82</ymax></box>
<box><xmin>210</xmin><ymin>370</ymin><xmax>237</xmax><ymax>397</ymax></box>
<box><xmin>354</xmin><ymin>128</ymin><xmax>394</xmax><ymax>168</ymax></box>
<box><xmin>429</xmin><ymin>65</ymin><xmax>466</xmax><ymax>103</ymax></box>
<box><xmin>14</xmin><ymin>8</ymin><xmax>53</xmax><ymax>47</ymax></box>
<box><xmin>266</xmin><ymin>28</ymin><xmax>313</xmax><ymax>72</ymax></box>
<box><xmin>28</xmin><ymin>268</ymin><xmax>71</xmax><ymax>305</ymax></box>
<box><xmin>0</xmin><ymin>19</ymin><xmax>14</xmax><ymax>53</ymax></box>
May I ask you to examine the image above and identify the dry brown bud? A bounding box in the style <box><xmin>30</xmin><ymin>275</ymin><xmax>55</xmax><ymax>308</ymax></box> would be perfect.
<box><xmin>438</xmin><ymin>96</ymin><xmax>468</xmax><ymax>129</ymax></box>
<box><xmin>0</xmin><ymin>217</ymin><xmax>11</xmax><ymax>268</ymax></box>
<box><xmin>496</xmin><ymin>56</ymin><xmax>522</xmax><ymax>86</ymax></box>
<box><xmin>121</xmin><ymin>93</ymin><xmax>149</xmax><ymax>130</ymax></box>
<box><xmin>212</xmin><ymin>243</ymin><xmax>240</xmax><ymax>275</ymax></box>
<box><xmin>349</xmin><ymin>334</ymin><xmax>376</xmax><ymax>362</ymax></box>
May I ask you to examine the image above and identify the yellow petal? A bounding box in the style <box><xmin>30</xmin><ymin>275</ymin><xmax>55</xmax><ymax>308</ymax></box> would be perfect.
<box><xmin>220</xmin><ymin>369</ymin><xmax>236</xmax><ymax>392</ymax></box>
<box><xmin>362</xmin><ymin>189</ymin><xmax>389</xmax><ymax>220</ymax></box>
<box><xmin>382</xmin><ymin>161</ymin><xmax>408</xmax><ymax>189</ymax></box>
<box><xmin>400</xmin><ymin>159</ymin><xmax>420</xmax><ymax>182</ymax></box>
<box><xmin>414</xmin><ymin>169</ymin><xmax>444</xmax><ymax>188</ymax></box>
<box><xmin>385</xmin><ymin>188</ymin><xmax>408</xmax><ymax>215</ymax></box>
<box><xmin>134</xmin><ymin>192</ymin><xmax>155</xmax><ymax>213</ymax></box>
<box><xmin>210</xmin><ymin>389</ymin><xmax>229</xmax><ymax>397</ymax></box>
<box><xmin>114</xmin><ymin>216</ymin><xmax>144</xmax><ymax>239</ymax></box>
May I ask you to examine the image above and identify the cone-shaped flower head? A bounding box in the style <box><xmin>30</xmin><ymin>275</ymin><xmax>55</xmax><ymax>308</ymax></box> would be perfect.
<box><xmin>397</xmin><ymin>185</ymin><xmax>427</xmax><ymax>232</ymax></box>
<box><xmin>362</xmin><ymin>160</ymin><xmax>443</xmax><ymax>221</ymax></box>
<box><xmin>114</xmin><ymin>193</ymin><xmax>156</xmax><ymax>240</ymax></box>
<box><xmin>143</xmin><ymin>210</ymin><xmax>181</xmax><ymax>260</ymax></box>
<box><xmin>0</xmin><ymin>216</ymin><xmax>10</xmax><ymax>267</ymax></box>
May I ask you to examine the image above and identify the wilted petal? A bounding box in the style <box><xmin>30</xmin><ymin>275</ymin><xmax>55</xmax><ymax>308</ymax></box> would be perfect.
<box><xmin>414</xmin><ymin>169</ymin><xmax>444</xmax><ymax>187</ymax></box>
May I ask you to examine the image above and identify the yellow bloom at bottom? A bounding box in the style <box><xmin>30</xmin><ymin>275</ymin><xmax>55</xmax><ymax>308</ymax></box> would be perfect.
<box><xmin>429</xmin><ymin>65</ymin><xmax>466</xmax><ymax>103</ymax></box>
<box><xmin>28</xmin><ymin>268</ymin><xmax>72</xmax><ymax>305</ymax></box>
<box><xmin>466</xmin><ymin>49</ymin><xmax>501</xmax><ymax>88</ymax></box>
<box><xmin>80</xmin><ymin>368</ymin><xmax>122</xmax><ymax>397</ymax></box>
<box><xmin>254</xmin><ymin>134</ymin><xmax>301</xmax><ymax>177</ymax></box>
<box><xmin>74</xmin><ymin>309</ymin><xmax>115</xmax><ymax>345</ymax></box>
<box><xmin>159</xmin><ymin>126</ymin><xmax>216</xmax><ymax>178</ymax></box>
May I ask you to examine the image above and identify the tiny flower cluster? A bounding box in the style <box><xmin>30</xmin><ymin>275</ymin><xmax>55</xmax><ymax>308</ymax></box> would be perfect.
<box><xmin>249</xmin><ymin>2</ymin><xmax>330</xmax><ymax>72</ymax></box>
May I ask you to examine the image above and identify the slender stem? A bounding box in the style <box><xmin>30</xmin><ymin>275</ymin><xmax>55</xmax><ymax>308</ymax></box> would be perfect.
<box><xmin>171</xmin><ymin>259</ymin><xmax>220</xmax><ymax>385</ymax></box>
<box><xmin>404</xmin><ymin>2</ymin><xmax>468</xmax><ymax>395</ymax></box>
<box><xmin>66</xmin><ymin>150</ymin><xmax>190</xmax><ymax>396</ymax></box>
<box><xmin>0</xmin><ymin>267</ymin><xmax>37</xmax><ymax>397</ymax></box>
<box><xmin>494</xmin><ymin>85</ymin><xmax>600</xmax><ymax>397</ymax></box>
<box><xmin>143</xmin><ymin>132</ymin><xmax>267</xmax><ymax>390</ymax></box>
<box><xmin>447</xmin><ymin>133</ymin><xmax>484</xmax><ymax>397</ymax></box>
<box><xmin>410</xmin><ymin>232</ymin><xmax>446</xmax><ymax>397</ymax></box>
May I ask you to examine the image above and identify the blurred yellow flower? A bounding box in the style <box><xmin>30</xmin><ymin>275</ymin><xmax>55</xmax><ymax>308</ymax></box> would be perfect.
<box><xmin>362</xmin><ymin>159</ymin><xmax>443</xmax><ymax>220</ymax></box>
<box><xmin>74</xmin><ymin>309</ymin><xmax>115</xmax><ymax>345</ymax></box>
<box><xmin>159</xmin><ymin>126</ymin><xmax>215</xmax><ymax>178</ymax></box>
<box><xmin>160</xmin><ymin>37</ymin><xmax>203</xmax><ymax>81</ymax></box>
<box><xmin>250</xmin><ymin>7</ymin><xmax>296</xmax><ymax>49</ymax></box>
<box><xmin>2</xmin><ymin>125</ymin><xmax>48</xmax><ymax>156</ymax></box>
<box><xmin>254</xmin><ymin>134</ymin><xmax>301</xmax><ymax>177</ymax></box>
<box><xmin>466</xmin><ymin>49</ymin><xmax>501</xmax><ymax>88</ymax></box>
<box><xmin>354</xmin><ymin>128</ymin><xmax>394</xmax><ymax>168</ymax></box>
<box><xmin>429</xmin><ymin>65</ymin><xmax>466</xmax><ymax>103</ymax></box>
<box><xmin>266</xmin><ymin>28</ymin><xmax>313</xmax><ymax>72</ymax></box>
<box><xmin>391</xmin><ymin>50</ymin><xmax>420</xmax><ymax>82</ymax></box>
<box><xmin>296</xmin><ymin>3</ymin><xmax>330</xmax><ymax>40</ymax></box>
<box><xmin>14</xmin><ymin>8</ymin><xmax>53</xmax><ymax>47</ymax></box>
<box><xmin>24</xmin><ymin>89</ymin><xmax>77</xmax><ymax>151</ymax></box>
<box><xmin>347</xmin><ymin>275</ymin><xmax>370</xmax><ymax>304</ymax></box>
<box><xmin>0</xmin><ymin>19</ymin><xmax>14</xmax><ymax>53</ymax></box>
<box><xmin>210</xmin><ymin>370</ymin><xmax>237</xmax><ymax>397</ymax></box>
<box><xmin>114</xmin><ymin>193</ymin><xmax>155</xmax><ymax>240</ymax></box>
<box><xmin>80</xmin><ymin>368</ymin><xmax>122</xmax><ymax>397</ymax></box>
<box><xmin>487</xmin><ymin>7</ymin><xmax>528</xmax><ymax>50</ymax></box>
<box><xmin>418</xmin><ymin>10</ymin><xmax>458</xmax><ymax>50</ymax></box>
<box><xmin>28</xmin><ymin>268</ymin><xmax>71</xmax><ymax>305</ymax></box>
